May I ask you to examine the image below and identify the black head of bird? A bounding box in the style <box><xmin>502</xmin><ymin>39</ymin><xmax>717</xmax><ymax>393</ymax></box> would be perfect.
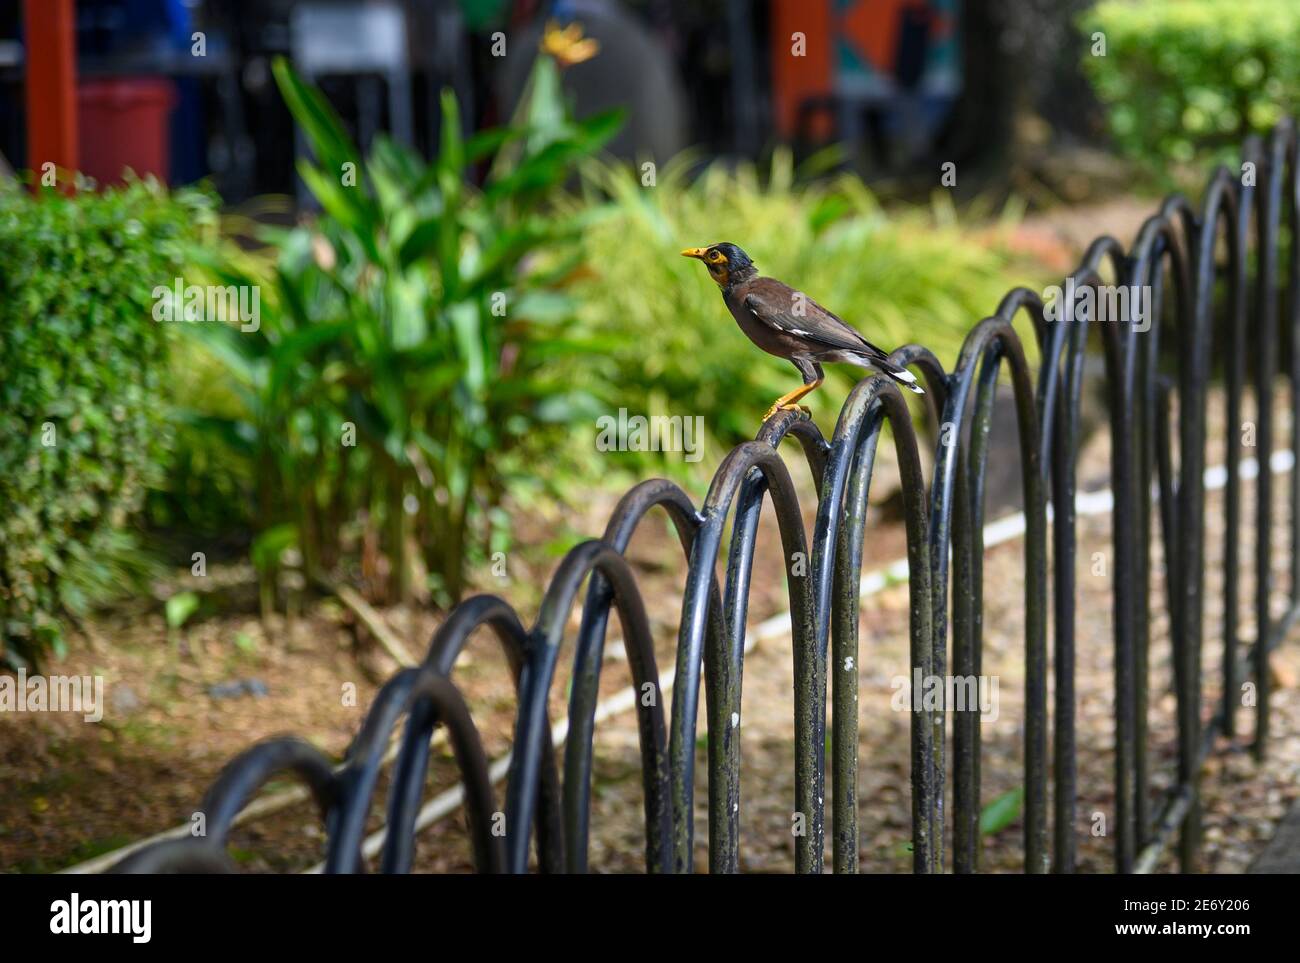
<box><xmin>681</xmin><ymin>241</ymin><xmax>924</xmax><ymax>422</ymax></box>
<box><xmin>679</xmin><ymin>242</ymin><xmax>756</xmax><ymax>291</ymax></box>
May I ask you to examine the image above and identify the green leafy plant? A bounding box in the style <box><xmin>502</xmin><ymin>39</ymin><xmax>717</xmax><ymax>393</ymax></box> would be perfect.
<box><xmin>0</xmin><ymin>178</ymin><xmax>213</xmax><ymax>667</ymax></box>
<box><xmin>189</xmin><ymin>50</ymin><xmax>620</xmax><ymax>606</ymax></box>
<box><xmin>1081</xmin><ymin>0</ymin><xmax>1300</xmax><ymax>178</ymax></box>
<box><xmin>164</xmin><ymin>590</ymin><xmax>200</xmax><ymax>648</ymax></box>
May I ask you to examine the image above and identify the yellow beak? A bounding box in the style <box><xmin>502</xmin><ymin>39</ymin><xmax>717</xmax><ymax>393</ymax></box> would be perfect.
<box><xmin>680</xmin><ymin>247</ymin><xmax>707</xmax><ymax>259</ymax></box>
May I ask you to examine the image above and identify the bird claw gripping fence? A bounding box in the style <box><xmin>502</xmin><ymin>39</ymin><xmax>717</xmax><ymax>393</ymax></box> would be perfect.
<box><xmin>115</xmin><ymin>124</ymin><xmax>1300</xmax><ymax>874</ymax></box>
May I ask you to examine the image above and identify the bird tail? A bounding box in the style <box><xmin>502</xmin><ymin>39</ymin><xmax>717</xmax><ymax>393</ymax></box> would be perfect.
<box><xmin>881</xmin><ymin>360</ymin><xmax>925</xmax><ymax>395</ymax></box>
<box><xmin>848</xmin><ymin>347</ymin><xmax>925</xmax><ymax>395</ymax></box>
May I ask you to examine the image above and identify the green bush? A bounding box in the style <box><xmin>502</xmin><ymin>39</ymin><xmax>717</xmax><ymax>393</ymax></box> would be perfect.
<box><xmin>0</xmin><ymin>179</ymin><xmax>214</xmax><ymax>666</ymax></box>
<box><xmin>1081</xmin><ymin>0</ymin><xmax>1300</xmax><ymax>174</ymax></box>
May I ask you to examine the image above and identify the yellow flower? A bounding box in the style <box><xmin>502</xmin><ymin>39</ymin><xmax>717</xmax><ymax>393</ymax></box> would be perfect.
<box><xmin>540</xmin><ymin>20</ymin><xmax>599</xmax><ymax>67</ymax></box>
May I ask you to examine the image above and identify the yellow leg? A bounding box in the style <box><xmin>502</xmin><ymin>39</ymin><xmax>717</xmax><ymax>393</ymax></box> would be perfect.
<box><xmin>763</xmin><ymin>378</ymin><xmax>823</xmax><ymax>421</ymax></box>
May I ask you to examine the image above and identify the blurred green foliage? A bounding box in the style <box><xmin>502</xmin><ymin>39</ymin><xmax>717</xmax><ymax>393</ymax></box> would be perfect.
<box><xmin>185</xmin><ymin>55</ymin><xmax>619</xmax><ymax>606</ymax></box>
<box><xmin>2</xmin><ymin>45</ymin><xmax>1052</xmax><ymax>651</ymax></box>
<box><xmin>1081</xmin><ymin>0</ymin><xmax>1300</xmax><ymax>176</ymax></box>
<box><xmin>171</xmin><ymin>111</ymin><xmax>1042</xmax><ymax>610</ymax></box>
<box><xmin>571</xmin><ymin>152</ymin><xmax>1038</xmax><ymax>460</ymax></box>
<box><xmin>0</xmin><ymin>178</ymin><xmax>214</xmax><ymax>667</ymax></box>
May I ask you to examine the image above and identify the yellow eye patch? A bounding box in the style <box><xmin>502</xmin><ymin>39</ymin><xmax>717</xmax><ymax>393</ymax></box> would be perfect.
<box><xmin>707</xmin><ymin>249</ymin><xmax>727</xmax><ymax>264</ymax></box>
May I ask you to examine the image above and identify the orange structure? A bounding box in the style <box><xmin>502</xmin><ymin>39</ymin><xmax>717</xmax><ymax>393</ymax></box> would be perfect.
<box><xmin>770</xmin><ymin>0</ymin><xmax>834</xmax><ymax>140</ymax></box>
<box><xmin>22</xmin><ymin>0</ymin><xmax>78</xmax><ymax>183</ymax></box>
<box><xmin>770</xmin><ymin>0</ymin><xmax>958</xmax><ymax>141</ymax></box>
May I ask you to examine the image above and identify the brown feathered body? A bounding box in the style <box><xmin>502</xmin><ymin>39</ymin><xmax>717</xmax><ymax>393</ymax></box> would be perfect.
<box><xmin>722</xmin><ymin>270</ymin><xmax>923</xmax><ymax>394</ymax></box>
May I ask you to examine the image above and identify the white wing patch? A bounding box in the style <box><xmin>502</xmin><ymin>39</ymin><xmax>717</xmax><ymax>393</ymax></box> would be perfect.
<box><xmin>747</xmin><ymin>306</ymin><xmax>812</xmax><ymax>339</ymax></box>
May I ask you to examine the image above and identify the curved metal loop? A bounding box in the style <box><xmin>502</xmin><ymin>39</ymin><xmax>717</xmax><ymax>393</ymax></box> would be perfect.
<box><xmin>567</xmin><ymin>479</ymin><xmax>720</xmax><ymax>874</ymax></box>
<box><xmin>325</xmin><ymin>664</ymin><xmax>498</xmax><ymax>874</ymax></box>
<box><xmin>507</xmin><ymin>540</ymin><xmax>669</xmax><ymax>874</ymax></box>
<box><xmin>421</xmin><ymin>594</ymin><xmax>565</xmax><ymax>872</ymax></box>
<box><xmin>202</xmin><ymin>737</ymin><xmax>340</xmax><ymax>843</ymax></box>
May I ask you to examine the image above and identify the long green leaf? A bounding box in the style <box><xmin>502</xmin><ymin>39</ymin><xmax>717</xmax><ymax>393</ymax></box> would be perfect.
<box><xmin>979</xmin><ymin>787</ymin><xmax>1025</xmax><ymax>836</ymax></box>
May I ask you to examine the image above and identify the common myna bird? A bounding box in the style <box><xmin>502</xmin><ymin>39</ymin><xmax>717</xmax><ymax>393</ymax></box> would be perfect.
<box><xmin>681</xmin><ymin>242</ymin><xmax>924</xmax><ymax>420</ymax></box>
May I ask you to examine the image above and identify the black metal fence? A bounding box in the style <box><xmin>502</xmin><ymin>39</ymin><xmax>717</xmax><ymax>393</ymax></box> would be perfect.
<box><xmin>114</xmin><ymin>123</ymin><xmax>1300</xmax><ymax>874</ymax></box>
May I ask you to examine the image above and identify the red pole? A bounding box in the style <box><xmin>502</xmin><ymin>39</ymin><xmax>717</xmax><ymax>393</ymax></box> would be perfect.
<box><xmin>23</xmin><ymin>0</ymin><xmax>78</xmax><ymax>187</ymax></box>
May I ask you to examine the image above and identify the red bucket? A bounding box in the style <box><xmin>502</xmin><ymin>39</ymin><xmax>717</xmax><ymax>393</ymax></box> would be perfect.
<box><xmin>77</xmin><ymin>77</ymin><xmax>175</xmax><ymax>186</ymax></box>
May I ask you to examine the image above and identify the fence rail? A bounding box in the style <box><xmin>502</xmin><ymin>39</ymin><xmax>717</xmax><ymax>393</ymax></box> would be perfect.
<box><xmin>114</xmin><ymin>123</ymin><xmax>1300</xmax><ymax>874</ymax></box>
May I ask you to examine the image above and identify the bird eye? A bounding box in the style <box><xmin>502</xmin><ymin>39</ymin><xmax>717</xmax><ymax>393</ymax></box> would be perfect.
<box><xmin>708</xmin><ymin>250</ymin><xmax>723</xmax><ymax>263</ymax></box>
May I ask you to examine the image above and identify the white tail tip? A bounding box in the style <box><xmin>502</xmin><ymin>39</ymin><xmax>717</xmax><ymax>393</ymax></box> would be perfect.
<box><xmin>888</xmin><ymin>366</ymin><xmax>924</xmax><ymax>395</ymax></box>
